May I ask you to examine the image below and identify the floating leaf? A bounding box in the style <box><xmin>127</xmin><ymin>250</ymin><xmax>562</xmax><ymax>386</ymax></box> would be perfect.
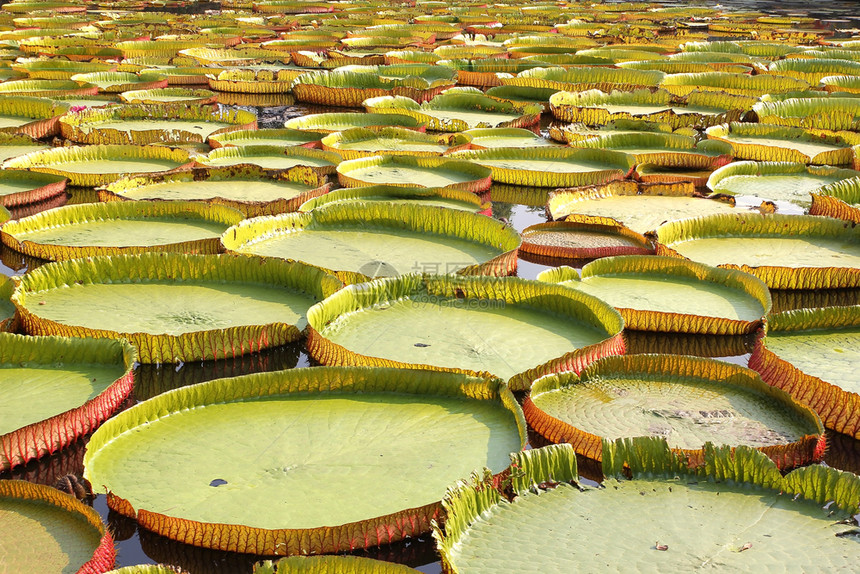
<box><xmin>284</xmin><ymin>112</ymin><xmax>425</xmax><ymax>134</ymax></box>
<box><xmin>320</xmin><ymin>127</ymin><xmax>469</xmax><ymax>160</ymax></box>
<box><xmin>2</xmin><ymin>144</ymin><xmax>192</xmax><ymax>187</ymax></box>
<box><xmin>13</xmin><ymin>253</ymin><xmax>342</xmax><ymax>363</ymax></box>
<box><xmin>337</xmin><ymin>155</ymin><xmax>491</xmax><ymax>192</ymax></box>
<box><xmin>84</xmin><ymin>366</ymin><xmax>525</xmax><ymax>554</ymax></box>
<box><xmin>1</xmin><ymin>333</ymin><xmax>135</xmax><ymax>471</ymax></box>
<box><xmin>750</xmin><ymin>306</ymin><xmax>860</xmax><ymax>438</ymax></box>
<box><xmin>524</xmin><ymin>354</ymin><xmax>823</xmax><ymax>467</ymax></box>
<box><xmin>656</xmin><ymin>213</ymin><xmax>860</xmax><ymax>289</ymax></box>
<box><xmin>0</xmin><ymin>480</ymin><xmax>114</xmax><ymax>572</ymax></box>
<box><xmin>1</xmin><ymin>201</ymin><xmax>244</xmax><ymax>261</ymax></box>
<box><xmin>706</xmin><ymin>122</ymin><xmax>860</xmax><ymax>165</ymax></box>
<box><xmin>221</xmin><ymin>202</ymin><xmax>518</xmax><ymax>281</ymax></box>
<box><xmin>298</xmin><ymin>184</ymin><xmax>489</xmax><ymax>213</ymax></box>
<box><xmin>537</xmin><ymin>255</ymin><xmax>770</xmax><ymax>335</ymax></box>
<box><xmin>306</xmin><ymin>274</ymin><xmax>624</xmax><ymax>391</ymax></box>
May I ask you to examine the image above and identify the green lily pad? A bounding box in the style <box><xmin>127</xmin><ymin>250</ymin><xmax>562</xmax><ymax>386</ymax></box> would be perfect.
<box><xmin>99</xmin><ymin>166</ymin><xmax>331</xmax><ymax>218</ymax></box>
<box><xmin>209</xmin><ymin>128</ymin><xmax>327</xmax><ymax>149</ymax></box>
<box><xmin>705</xmin><ymin>123</ymin><xmax>860</xmax><ymax>165</ymax></box>
<box><xmin>435</xmin><ymin>441</ymin><xmax>860</xmax><ymax>573</ymax></box>
<box><xmin>254</xmin><ymin>556</ymin><xmax>420</xmax><ymax>574</ymax></box>
<box><xmin>810</xmin><ymin>176</ymin><xmax>860</xmax><ymax>223</ymax></box>
<box><xmin>13</xmin><ymin>253</ymin><xmax>342</xmax><ymax>363</ymax></box>
<box><xmin>548</xmin><ymin>181</ymin><xmax>738</xmax><ymax>235</ymax></box>
<box><xmin>750</xmin><ymin>306</ymin><xmax>860</xmax><ymax>438</ymax></box>
<box><xmin>0</xmin><ymin>133</ymin><xmax>49</xmax><ymax>163</ymax></box>
<box><xmin>337</xmin><ymin>155</ymin><xmax>492</xmax><ymax>192</ymax></box>
<box><xmin>118</xmin><ymin>88</ymin><xmax>217</xmax><ymax>105</ymax></box>
<box><xmin>465</xmin><ymin>127</ymin><xmax>561</xmax><ymax>149</ymax></box>
<box><xmin>525</xmin><ymin>354</ymin><xmax>823</xmax><ymax>466</ymax></box>
<box><xmin>363</xmin><ymin>91</ymin><xmax>541</xmax><ymax>132</ymax></box>
<box><xmin>2</xmin><ymin>144</ymin><xmax>192</xmax><ymax>187</ymax></box>
<box><xmin>84</xmin><ymin>366</ymin><xmax>526</xmax><ymax>554</ymax></box>
<box><xmin>70</xmin><ymin>71</ymin><xmax>167</xmax><ymax>93</ymax></box>
<box><xmin>1</xmin><ymin>201</ymin><xmax>244</xmax><ymax>261</ymax></box>
<box><xmin>195</xmin><ymin>145</ymin><xmax>340</xmax><ymax>174</ymax></box>
<box><xmin>0</xmin><ymin>480</ymin><xmax>114</xmax><ymax>573</ymax></box>
<box><xmin>59</xmin><ymin>103</ymin><xmax>257</xmax><ymax>145</ymax></box>
<box><xmin>656</xmin><ymin>214</ymin><xmax>860</xmax><ymax>289</ymax></box>
<box><xmin>1</xmin><ymin>332</ymin><xmax>135</xmax><ymax>470</ymax></box>
<box><xmin>306</xmin><ymin>274</ymin><xmax>624</xmax><ymax>390</ymax></box>
<box><xmin>449</xmin><ymin>147</ymin><xmax>633</xmax><ymax>188</ymax></box>
<box><xmin>707</xmin><ymin>162</ymin><xmax>860</xmax><ymax>209</ymax></box>
<box><xmin>298</xmin><ymin>184</ymin><xmax>488</xmax><ymax>213</ymax></box>
<box><xmin>221</xmin><ymin>202</ymin><xmax>518</xmax><ymax>281</ymax></box>
<box><xmin>284</xmin><ymin>112</ymin><xmax>425</xmax><ymax>134</ymax></box>
<box><xmin>537</xmin><ymin>255</ymin><xmax>770</xmax><ymax>335</ymax></box>
<box><xmin>321</xmin><ymin>127</ymin><xmax>469</xmax><ymax>160</ymax></box>
<box><xmin>0</xmin><ymin>169</ymin><xmax>66</xmax><ymax>208</ymax></box>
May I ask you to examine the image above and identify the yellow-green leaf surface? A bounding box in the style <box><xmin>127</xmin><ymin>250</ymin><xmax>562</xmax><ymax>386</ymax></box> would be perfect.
<box><xmin>84</xmin><ymin>367</ymin><xmax>525</xmax><ymax>553</ymax></box>
<box><xmin>548</xmin><ymin>182</ymin><xmax>738</xmax><ymax>234</ymax></box>
<box><xmin>0</xmin><ymin>480</ymin><xmax>112</xmax><ymax>574</ymax></box>
<box><xmin>254</xmin><ymin>556</ymin><xmax>419</xmax><ymax>574</ymax></box>
<box><xmin>1</xmin><ymin>201</ymin><xmax>244</xmax><ymax>260</ymax></box>
<box><xmin>707</xmin><ymin>162</ymin><xmax>860</xmax><ymax>209</ymax></box>
<box><xmin>284</xmin><ymin>112</ymin><xmax>425</xmax><ymax>134</ymax></box>
<box><xmin>100</xmin><ymin>165</ymin><xmax>330</xmax><ymax>217</ymax></box>
<box><xmin>13</xmin><ymin>253</ymin><xmax>342</xmax><ymax>363</ymax></box>
<box><xmin>196</xmin><ymin>145</ymin><xmax>340</xmax><ymax>172</ymax></box>
<box><xmin>464</xmin><ymin>128</ymin><xmax>562</xmax><ymax>149</ymax></box>
<box><xmin>527</xmin><ymin>354</ymin><xmax>822</xmax><ymax>463</ymax></box>
<box><xmin>436</xmin><ymin>443</ymin><xmax>860</xmax><ymax>573</ymax></box>
<box><xmin>2</xmin><ymin>144</ymin><xmax>191</xmax><ymax>187</ymax></box>
<box><xmin>221</xmin><ymin>202</ymin><xmax>518</xmax><ymax>279</ymax></box>
<box><xmin>656</xmin><ymin>214</ymin><xmax>860</xmax><ymax>289</ymax></box>
<box><xmin>298</xmin><ymin>184</ymin><xmax>488</xmax><ymax>213</ymax></box>
<box><xmin>537</xmin><ymin>255</ymin><xmax>770</xmax><ymax>334</ymax></box>
<box><xmin>705</xmin><ymin>123</ymin><xmax>860</xmax><ymax>165</ymax></box>
<box><xmin>337</xmin><ymin>155</ymin><xmax>491</xmax><ymax>192</ymax></box>
<box><xmin>209</xmin><ymin>128</ymin><xmax>327</xmax><ymax>149</ymax></box>
<box><xmin>307</xmin><ymin>274</ymin><xmax>624</xmax><ymax>388</ymax></box>
<box><xmin>59</xmin><ymin>103</ymin><xmax>256</xmax><ymax>145</ymax></box>
<box><xmin>449</xmin><ymin>147</ymin><xmax>633</xmax><ymax>188</ymax></box>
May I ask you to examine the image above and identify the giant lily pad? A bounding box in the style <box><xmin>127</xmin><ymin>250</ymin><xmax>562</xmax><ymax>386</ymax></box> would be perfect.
<box><xmin>118</xmin><ymin>88</ymin><xmax>217</xmax><ymax>105</ymax></box>
<box><xmin>549</xmin><ymin>89</ymin><xmax>754</xmax><ymax>129</ymax></box>
<box><xmin>83</xmin><ymin>366</ymin><xmax>526</xmax><ymax>554</ymax></box>
<box><xmin>0</xmin><ymin>169</ymin><xmax>66</xmax><ymax>208</ymax></box>
<box><xmin>254</xmin><ymin>556</ymin><xmax>420</xmax><ymax>574</ymax></box>
<box><xmin>0</xmin><ymin>95</ymin><xmax>69</xmax><ymax>138</ymax></box>
<box><xmin>59</xmin><ymin>104</ymin><xmax>257</xmax><ymax>145</ymax></box>
<box><xmin>298</xmin><ymin>185</ymin><xmax>489</xmax><ymax>213</ymax></box>
<box><xmin>765</xmin><ymin>57</ymin><xmax>860</xmax><ymax>83</ymax></box>
<box><xmin>284</xmin><ymin>112</ymin><xmax>425</xmax><ymax>134</ymax></box>
<box><xmin>434</xmin><ymin>440</ymin><xmax>860</xmax><ymax>573</ymax></box>
<box><xmin>306</xmin><ymin>274</ymin><xmax>625</xmax><ymax>391</ymax></box>
<box><xmin>810</xmin><ymin>176</ymin><xmax>860</xmax><ymax>223</ymax></box>
<box><xmin>548</xmin><ymin>181</ymin><xmax>738</xmax><ymax>235</ymax></box>
<box><xmin>1</xmin><ymin>201</ymin><xmax>244</xmax><ymax>261</ymax></box>
<box><xmin>569</xmin><ymin>132</ymin><xmax>733</xmax><ymax>170</ymax></box>
<box><xmin>750</xmin><ymin>305</ymin><xmax>860</xmax><ymax>438</ymax></box>
<box><xmin>0</xmin><ymin>79</ymin><xmax>98</xmax><ymax>98</ymax></box>
<box><xmin>209</xmin><ymin>128</ymin><xmax>327</xmax><ymax>149</ymax></box>
<box><xmin>99</xmin><ymin>166</ymin><xmax>332</xmax><ymax>218</ymax></box>
<box><xmin>0</xmin><ymin>275</ymin><xmax>14</xmax><ymax>332</ymax></box>
<box><xmin>523</xmin><ymin>354</ymin><xmax>823</xmax><ymax>467</ymax></box>
<box><xmin>337</xmin><ymin>155</ymin><xmax>492</xmax><ymax>192</ymax></box>
<box><xmin>448</xmin><ymin>147</ymin><xmax>633</xmax><ymax>188</ymax></box>
<box><xmin>656</xmin><ymin>214</ymin><xmax>860</xmax><ymax>289</ymax></box>
<box><xmin>291</xmin><ymin>68</ymin><xmax>455</xmax><ymax>107</ymax></box>
<box><xmin>11</xmin><ymin>58</ymin><xmax>116</xmax><ymax>80</ymax></box>
<box><xmin>12</xmin><ymin>253</ymin><xmax>342</xmax><ymax>363</ymax></box>
<box><xmin>501</xmin><ymin>66</ymin><xmax>665</xmax><ymax>92</ymax></box>
<box><xmin>659</xmin><ymin>71</ymin><xmax>810</xmax><ymax>97</ymax></box>
<box><xmin>2</xmin><ymin>145</ymin><xmax>192</xmax><ymax>187</ymax></box>
<box><xmin>363</xmin><ymin>91</ymin><xmax>541</xmax><ymax>132</ymax></box>
<box><xmin>206</xmin><ymin>69</ymin><xmax>307</xmax><ymax>94</ymax></box>
<box><xmin>221</xmin><ymin>202</ymin><xmax>519</xmax><ymax>281</ymax></box>
<box><xmin>707</xmin><ymin>162</ymin><xmax>860</xmax><ymax>209</ymax></box>
<box><xmin>0</xmin><ymin>480</ymin><xmax>115</xmax><ymax>572</ymax></box>
<box><xmin>0</xmin><ymin>132</ymin><xmax>49</xmax><ymax>163</ymax></box>
<box><xmin>465</xmin><ymin>128</ymin><xmax>561</xmax><ymax>149</ymax></box>
<box><xmin>705</xmin><ymin>123</ymin><xmax>860</xmax><ymax>165</ymax></box>
<box><xmin>70</xmin><ymin>71</ymin><xmax>168</xmax><ymax>93</ymax></box>
<box><xmin>520</xmin><ymin>220</ymin><xmax>654</xmax><ymax>261</ymax></box>
<box><xmin>537</xmin><ymin>255</ymin><xmax>770</xmax><ymax>335</ymax></box>
<box><xmin>195</xmin><ymin>146</ymin><xmax>340</xmax><ymax>175</ymax></box>
<box><xmin>321</xmin><ymin>127</ymin><xmax>469</xmax><ymax>160</ymax></box>
<box><xmin>752</xmin><ymin>97</ymin><xmax>860</xmax><ymax>131</ymax></box>
<box><xmin>1</xmin><ymin>333</ymin><xmax>135</xmax><ymax>470</ymax></box>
